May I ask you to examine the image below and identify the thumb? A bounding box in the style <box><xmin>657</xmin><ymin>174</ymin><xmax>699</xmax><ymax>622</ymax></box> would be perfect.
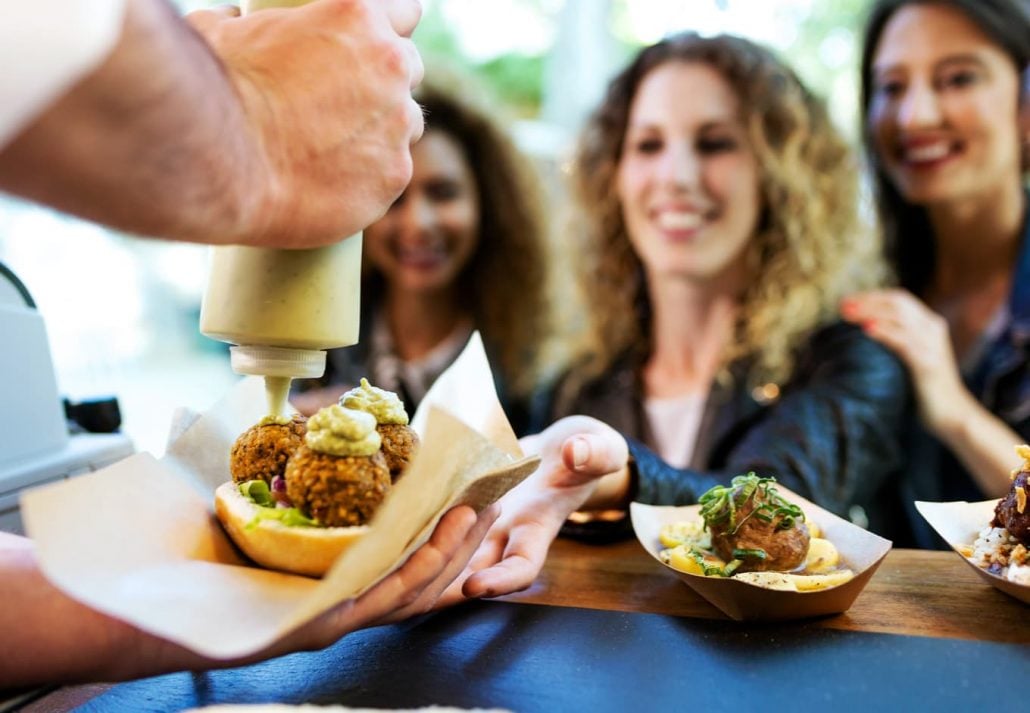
<box><xmin>561</xmin><ymin>433</ymin><xmax>627</xmax><ymax>478</ymax></box>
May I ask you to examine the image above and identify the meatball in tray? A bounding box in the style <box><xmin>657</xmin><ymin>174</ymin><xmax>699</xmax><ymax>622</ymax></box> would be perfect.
<box><xmin>631</xmin><ymin>475</ymin><xmax>892</xmax><ymax>621</ymax></box>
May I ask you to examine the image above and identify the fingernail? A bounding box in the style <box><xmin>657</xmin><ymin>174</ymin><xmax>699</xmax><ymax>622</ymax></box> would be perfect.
<box><xmin>571</xmin><ymin>438</ymin><xmax>589</xmax><ymax>468</ymax></box>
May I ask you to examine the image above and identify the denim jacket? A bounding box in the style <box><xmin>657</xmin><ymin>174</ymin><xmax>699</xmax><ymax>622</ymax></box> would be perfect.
<box><xmin>533</xmin><ymin>321</ymin><xmax>912</xmax><ymax>541</ymax></box>
<box><xmin>901</xmin><ymin>206</ymin><xmax>1030</xmax><ymax>548</ymax></box>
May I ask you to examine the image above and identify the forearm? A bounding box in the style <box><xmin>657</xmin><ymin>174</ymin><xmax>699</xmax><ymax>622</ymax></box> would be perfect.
<box><xmin>0</xmin><ymin>535</ymin><xmax>146</xmax><ymax>688</ymax></box>
<box><xmin>935</xmin><ymin>393</ymin><xmax>1024</xmax><ymax>498</ymax></box>
<box><xmin>0</xmin><ymin>0</ymin><xmax>268</xmax><ymax>245</ymax></box>
<box><xmin>0</xmin><ymin>533</ymin><xmax>250</xmax><ymax>689</ymax></box>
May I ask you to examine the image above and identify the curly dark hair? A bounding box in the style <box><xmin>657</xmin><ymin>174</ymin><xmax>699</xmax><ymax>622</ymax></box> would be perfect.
<box><xmin>565</xmin><ymin>32</ymin><xmax>880</xmax><ymax>388</ymax></box>
<box><xmin>361</xmin><ymin>79</ymin><xmax>550</xmax><ymax>397</ymax></box>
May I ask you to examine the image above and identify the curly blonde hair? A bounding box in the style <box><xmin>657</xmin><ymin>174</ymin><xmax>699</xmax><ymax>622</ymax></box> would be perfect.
<box><xmin>567</xmin><ymin>33</ymin><xmax>882</xmax><ymax>389</ymax></box>
<box><xmin>363</xmin><ymin>79</ymin><xmax>550</xmax><ymax>397</ymax></box>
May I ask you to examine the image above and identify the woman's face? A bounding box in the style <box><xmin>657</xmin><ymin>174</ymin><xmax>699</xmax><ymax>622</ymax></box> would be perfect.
<box><xmin>364</xmin><ymin>129</ymin><xmax>480</xmax><ymax>294</ymax></box>
<box><xmin>868</xmin><ymin>4</ymin><xmax>1023</xmax><ymax>206</ymax></box>
<box><xmin>616</xmin><ymin>61</ymin><xmax>761</xmax><ymax>286</ymax></box>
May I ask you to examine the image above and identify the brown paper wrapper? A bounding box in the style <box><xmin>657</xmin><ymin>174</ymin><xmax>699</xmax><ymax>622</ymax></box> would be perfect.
<box><xmin>631</xmin><ymin>486</ymin><xmax>891</xmax><ymax>621</ymax></box>
<box><xmin>915</xmin><ymin>499</ymin><xmax>1030</xmax><ymax>605</ymax></box>
<box><xmin>21</xmin><ymin>333</ymin><xmax>538</xmax><ymax>658</ymax></box>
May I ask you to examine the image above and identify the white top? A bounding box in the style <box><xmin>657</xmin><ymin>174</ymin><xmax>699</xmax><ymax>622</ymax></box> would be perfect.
<box><xmin>0</xmin><ymin>0</ymin><xmax>127</xmax><ymax>149</ymax></box>
<box><xmin>644</xmin><ymin>392</ymin><xmax>707</xmax><ymax>469</ymax></box>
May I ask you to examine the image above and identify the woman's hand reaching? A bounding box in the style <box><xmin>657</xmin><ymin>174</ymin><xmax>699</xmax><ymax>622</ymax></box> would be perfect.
<box><xmin>440</xmin><ymin>416</ymin><xmax>631</xmax><ymax>603</ymax></box>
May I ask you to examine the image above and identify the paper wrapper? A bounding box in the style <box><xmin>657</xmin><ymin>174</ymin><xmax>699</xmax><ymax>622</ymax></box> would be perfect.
<box><xmin>915</xmin><ymin>499</ymin><xmax>1030</xmax><ymax>605</ymax></box>
<box><xmin>630</xmin><ymin>486</ymin><xmax>891</xmax><ymax>621</ymax></box>
<box><xmin>21</xmin><ymin>333</ymin><xmax>539</xmax><ymax>658</ymax></box>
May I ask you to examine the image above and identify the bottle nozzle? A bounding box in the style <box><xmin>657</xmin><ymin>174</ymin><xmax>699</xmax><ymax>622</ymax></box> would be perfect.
<box><xmin>230</xmin><ymin>345</ymin><xmax>326</xmax><ymax>379</ymax></box>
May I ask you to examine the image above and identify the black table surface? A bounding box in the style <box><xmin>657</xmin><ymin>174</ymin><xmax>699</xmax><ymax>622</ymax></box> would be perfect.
<box><xmin>70</xmin><ymin>599</ymin><xmax>1026</xmax><ymax>713</ymax></box>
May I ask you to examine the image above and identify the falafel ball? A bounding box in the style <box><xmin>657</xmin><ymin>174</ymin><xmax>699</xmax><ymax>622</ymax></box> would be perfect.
<box><xmin>378</xmin><ymin>423</ymin><xmax>419</xmax><ymax>482</ymax></box>
<box><xmin>285</xmin><ymin>445</ymin><xmax>391</xmax><ymax>527</ymax></box>
<box><xmin>230</xmin><ymin>413</ymin><xmax>307</xmax><ymax>485</ymax></box>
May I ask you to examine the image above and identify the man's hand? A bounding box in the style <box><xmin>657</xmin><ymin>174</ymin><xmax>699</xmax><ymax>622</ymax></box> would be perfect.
<box><xmin>190</xmin><ymin>0</ymin><xmax>425</xmax><ymax>247</ymax></box>
<box><xmin>0</xmin><ymin>0</ymin><xmax>424</xmax><ymax>248</ymax></box>
<box><xmin>0</xmin><ymin>504</ymin><xmax>495</xmax><ymax>688</ymax></box>
<box><xmin>262</xmin><ymin>503</ymin><xmax>498</xmax><ymax>653</ymax></box>
<box><xmin>437</xmin><ymin>416</ymin><xmax>630</xmax><ymax>603</ymax></box>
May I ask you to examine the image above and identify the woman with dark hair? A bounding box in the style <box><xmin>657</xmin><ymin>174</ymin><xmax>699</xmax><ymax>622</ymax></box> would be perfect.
<box><xmin>449</xmin><ymin>33</ymin><xmax>910</xmax><ymax>598</ymax></box>
<box><xmin>841</xmin><ymin>0</ymin><xmax>1030</xmax><ymax>546</ymax></box>
<box><xmin>292</xmin><ymin>80</ymin><xmax>550</xmax><ymax>433</ymax></box>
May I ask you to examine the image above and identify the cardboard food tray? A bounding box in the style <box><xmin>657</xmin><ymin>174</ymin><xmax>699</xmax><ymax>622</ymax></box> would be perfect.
<box><xmin>21</xmin><ymin>333</ymin><xmax>539</xmax><ymax>658</ymax></box>
<box><xmin>915</xmin><ymin>499</ymin><xmax>1030</xmax><ymax>605</ymax></box>
<box><xmin>631</xmin><ymin>485</ymin><xmax>892</xmax><ymax>621</ymax></box>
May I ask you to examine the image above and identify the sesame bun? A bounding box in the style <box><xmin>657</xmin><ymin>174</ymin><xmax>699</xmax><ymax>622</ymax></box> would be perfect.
<box><xmin>214</xmin><ymin>481</ymin><xmax>368</xmax><ymax>578</ymax></box>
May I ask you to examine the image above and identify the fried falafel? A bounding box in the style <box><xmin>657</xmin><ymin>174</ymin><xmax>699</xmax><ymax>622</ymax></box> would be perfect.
<box><xmin>284</xmin><ymin>403</ymin><xmax>392</xmax><ymax>527</ymax></box>
<box><xmin>285</xmin><ymin>446</ymin><xmax>390</xmax><ymax>527</ymax></box>
<box><xmin>341</xmin><ymin>378</ymin><xmax>419</xmax><ymax>482</ymax></box>
<box><xmin>376</xmin><ymin>423</ymin><xmax>419</xmax><ymax>482</ymax></box>
<box><xmin>229</xmin><ymin>413</ymin><xmax>306</xmax><ymax>485</ymax></box>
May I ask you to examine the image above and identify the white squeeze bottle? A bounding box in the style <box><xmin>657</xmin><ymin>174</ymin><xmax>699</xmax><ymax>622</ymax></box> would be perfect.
<box><xmin>199</xmin><ymin>0</ymin><xmax>360</xmax><ymax>421</ymax></box>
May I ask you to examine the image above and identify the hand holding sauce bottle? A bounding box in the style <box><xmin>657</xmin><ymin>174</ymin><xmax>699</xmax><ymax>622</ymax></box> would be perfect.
<box><xmin>200</xmin><ymin>0</ymin><xmax>363</xmax><ymax>422</ymax></box>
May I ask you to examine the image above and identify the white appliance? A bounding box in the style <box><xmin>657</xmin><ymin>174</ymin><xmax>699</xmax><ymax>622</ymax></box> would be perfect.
<box><xmin>0</xmin><ymin>263</ymin><xmax>134</xmax><ymax>534</ymax></box>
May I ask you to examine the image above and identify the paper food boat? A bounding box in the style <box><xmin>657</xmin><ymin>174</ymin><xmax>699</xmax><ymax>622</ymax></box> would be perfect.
<box><xmin>631</xmin><ymin>485</ymin><xmax>891</xmax><ymax>621</ymax></box>
<box><xmin>915</xmin><ymin>499</ymin><xmax>1030</xmax><ymax>605</ymax></box>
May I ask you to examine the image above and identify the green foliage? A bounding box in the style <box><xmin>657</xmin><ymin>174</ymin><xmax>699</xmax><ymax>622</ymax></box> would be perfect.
<box><xmin>781</xmin><ymin>0</ymin><xmax>874</xmax><ymax>136</ymax></box>
<box><xmin>477</xmin><ymin>55</ymin><xmax>546</xmax><ymax>116</ymax></box>
<box><xmin>414</xmin><ymin>0</ymin><xmax>548</xmax><ymax>115</ymax></box>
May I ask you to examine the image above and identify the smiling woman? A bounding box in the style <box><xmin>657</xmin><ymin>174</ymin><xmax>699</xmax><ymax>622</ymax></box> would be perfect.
<box><xmin>531</xmin><ymin>33</ymin><xmax>907</xmax><ymax>519</ymax></box>
<box><xmin>451</xmin><ymin>33</ymin><xmax>917</xmax><ymax>600</ymax></box>
<box><xmin>840</xmin><ymin>0</ymin><xmax>1030</xmax><ymax>547</ymax></box>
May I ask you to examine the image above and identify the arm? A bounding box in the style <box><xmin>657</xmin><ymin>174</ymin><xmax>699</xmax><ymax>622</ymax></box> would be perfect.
<box><xmin>843</xmin><ymin>289</ymin><xmax>1019</xmax><ymax>497</ymax></box>
<box><xmin>453</xmin><ymin>324</ymin><xmax>909</xmax><ymax>598</ymax></box>
<box><xmin>0</xmin><ymin>504</ymin><xmax>495</xmax><ymax>689</ymax></box>
<box><xmin>934</xmin><ymin>401</ymin><xmax>1025</xmax><ymax>497</ymax></box>
<box><xmin>0</xmin><ymin>0</ymin><xmax>423</xmax><ymax>249</ymax></box>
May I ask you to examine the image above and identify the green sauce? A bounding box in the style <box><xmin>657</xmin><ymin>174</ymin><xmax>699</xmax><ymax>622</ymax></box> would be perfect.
<box><xmin>341</xmin><ymin>377</ymin><xmax>409</xmax><ymax>425</ymax></box>
<box><xmin>306</xmin><ymin>404</ymin><xmax>381</xmax><ymax>456</ymax></box>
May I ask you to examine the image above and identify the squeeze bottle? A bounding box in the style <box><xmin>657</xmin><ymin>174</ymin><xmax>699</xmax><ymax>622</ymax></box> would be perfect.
<box><xmin>199</xmin><ymin>0</ymin><xmax>361</xmax><ymax>420</ymax></box>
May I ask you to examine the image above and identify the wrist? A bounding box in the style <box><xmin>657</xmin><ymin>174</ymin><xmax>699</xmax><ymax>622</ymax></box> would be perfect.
<box><xmin>579</xmin><ymin>461</ymin><xmax>633</xmax><ymax>511</ymax></box>
<box><xmin>928</xmin><ymin>386</ymin><xmax>975</xmax><ymax>441</ymax></box>
<box><xmin>204</xmin><ymin>71</ymin><xmax>284</xmax><ymax>247</ymax></box>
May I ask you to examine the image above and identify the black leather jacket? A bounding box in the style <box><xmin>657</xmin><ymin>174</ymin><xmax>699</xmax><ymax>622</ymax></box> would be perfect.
<box><xmin>533</xmin><ymin>321</ymin><xmax>912</xmax><ymax>540</ymax></box>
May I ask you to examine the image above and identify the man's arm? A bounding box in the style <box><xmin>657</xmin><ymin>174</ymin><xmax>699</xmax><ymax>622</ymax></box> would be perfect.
<box><xmin>0</xmin><ymin>0</ymin><xmax>424</xmax><ymax>249</ymax></box>
<box><xmin>0</xmin><ymin>504</ymin><xmax>495</xmax><ymax>689</ymax></box>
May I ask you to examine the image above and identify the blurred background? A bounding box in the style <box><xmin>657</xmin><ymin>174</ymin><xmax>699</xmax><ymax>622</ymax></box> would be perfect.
<box><xmin>0</xmin><ymin>0</ymin><xmax>870</xmax><ymax>455</ymax></box>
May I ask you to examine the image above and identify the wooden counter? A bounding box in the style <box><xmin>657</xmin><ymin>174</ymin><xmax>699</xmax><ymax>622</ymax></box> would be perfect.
<box><xmin>17</xmin><ymin>539</ymin><xmax>1029</xmax><ymax>712</ymax></box>
<box><xmin>501</xmin><ymin>538</ymin><xmax>1029</xmax><ymax>643</ymax></box>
